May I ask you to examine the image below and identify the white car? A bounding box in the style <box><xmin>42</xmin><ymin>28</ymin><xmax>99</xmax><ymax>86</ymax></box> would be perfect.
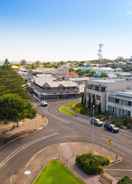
<box><xmin>40</xmin><ymin>100</ymin><xmax>48</xmax><ymax>107</ymax></box>
<box><xmin>91</xmin><ymin>118</ymin><xmax>104</xmax><ymax>127</ymax></box>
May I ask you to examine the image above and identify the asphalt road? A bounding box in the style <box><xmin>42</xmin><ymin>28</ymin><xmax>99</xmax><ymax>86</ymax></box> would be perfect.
<box><xmin>0</xmin><ymin>99</ymin><xmax>132</xmax><ymax>183</ymax></box>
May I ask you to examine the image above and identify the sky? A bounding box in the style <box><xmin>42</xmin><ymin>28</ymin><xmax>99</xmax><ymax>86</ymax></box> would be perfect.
<box><xmin>0</xmin><ymin>0</ymin><xmax>132</xmax><ymax>62</ymax></box>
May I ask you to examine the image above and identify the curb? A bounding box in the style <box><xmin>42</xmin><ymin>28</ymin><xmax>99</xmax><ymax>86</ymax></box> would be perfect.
<box><xmin>0</xmin><ymin>117</ymin><xmax>48</xmax><ymax>151</ymax></box>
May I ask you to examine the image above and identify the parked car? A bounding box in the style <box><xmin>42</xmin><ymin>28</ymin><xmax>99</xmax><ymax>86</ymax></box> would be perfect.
<box><xmin>91</xmin><ymin>118</ymin><xmax>104</xmax><ymax>127</ymax></box>
<box><xmin>40</xmin><ymin>100</ymin><xmax>48</xmax><ymax>107</ymax></box>
<box><xmin>104</xmin><ymin>123</ymin><xmax>119</xmax><ymax>133</ymax></box>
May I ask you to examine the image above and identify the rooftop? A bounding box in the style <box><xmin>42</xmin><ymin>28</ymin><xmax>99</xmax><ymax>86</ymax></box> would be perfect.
<box><xmin>89</xmin><ymin>78</ymin><xmax>125</xmax><ymax>84</ymax></box>
<box><xmin>33</xmin><ymin>74</ymin><xmax>78</xmax><ymax>88</ymax></box>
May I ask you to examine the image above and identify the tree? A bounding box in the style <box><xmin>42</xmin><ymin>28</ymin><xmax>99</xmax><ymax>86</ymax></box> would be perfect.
<box><xmin>0</xmin><ymin>94</ymin><xmax>36</xmax><ymax>126</ymax></box>
<box><xmin>3</xmin><ymin>58</ymin><xmax>10</xmax><ymax>67</ymax></box>
<box><xmin>0</xmin><ymin>65</ymin><xmax>28</xmax><ymax>99</ymax></box>
<box><xmin>118</xmin><ymin>176</ymin><xmax>132</xmax><ymax>184</ymax></box>
<box><xmin>100</xmin><ymin>72</ymin><xmax>108</xmax><ymax>78</ymax></box>
<box><xmin>76</xmin><ymin>153</ymin><xmax>109</xmax><ymax>175</ymax></box>
<box><xmin>20</xmin><ymin>59</ymin><xmax>27</xmax><ymax>65</ymax></box>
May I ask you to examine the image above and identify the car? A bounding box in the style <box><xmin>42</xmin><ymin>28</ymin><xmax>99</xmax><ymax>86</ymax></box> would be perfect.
<box><xmin>90</xmin><ymin>118</ymin><xmax>104</xmax><ymax>127</ymax></box>
<box><xmin>104</xmin><ymin>123</ymin><xmax>119</xmax><ymax>133</ymax></box>
<box><xmin>40</xmin><ymin>100</ymin><xmax>48</xmax><ymax>107</ymax></box>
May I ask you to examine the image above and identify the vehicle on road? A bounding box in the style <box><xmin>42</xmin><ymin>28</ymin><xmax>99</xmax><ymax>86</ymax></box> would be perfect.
<box><xmin>40</xmin><ymin>100</ymin><xmax>48</xmax><ymax>107</ymax></box>
<box><xmin>104</xmin><ymin>123</ymin><xmax>119</xmax><ymax>133</ymax></box>
<box><xmin>91</xmin><ymin>118</ymin><xmax>104</xmax><ymax>127</ymax></box>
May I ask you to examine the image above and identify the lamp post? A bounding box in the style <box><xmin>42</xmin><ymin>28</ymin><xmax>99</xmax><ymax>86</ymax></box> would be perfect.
<box><xmin>91</xmin><ymin>104</ymin><xmax>95</xmax><ymax>144</ymax></box>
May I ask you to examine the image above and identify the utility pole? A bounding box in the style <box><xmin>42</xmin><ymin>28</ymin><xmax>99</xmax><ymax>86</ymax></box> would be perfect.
<box><xmin>91</xmin><ymin>104</ymin><xmax>95</xmax><ymax>144</ymax></box>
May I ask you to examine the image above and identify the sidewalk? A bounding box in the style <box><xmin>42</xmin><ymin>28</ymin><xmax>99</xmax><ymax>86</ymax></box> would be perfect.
<box><xmin>10</xmin><ymin>142</ymin><xmax>118</xmax><ymax>184</ymax></box>
<box><xmin>0</xmin><ymin>114</ymin><xmax>48</xmax><ymax>145</ymax></box>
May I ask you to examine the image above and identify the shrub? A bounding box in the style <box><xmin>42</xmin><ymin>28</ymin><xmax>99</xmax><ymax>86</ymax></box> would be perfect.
<box><xmin>92</xmin><ymin>154</ymin><xmax>110</xmax><ymax>166</ymax></box>
<box><xmin>76</xmin><ymin>153</ymin><xmax>109</xmax><ymax>175</ymax></box>
<box><xmin>118</xmin><ymin>176</ymin><xmax>132</xmax><ymax>184</ymax></box>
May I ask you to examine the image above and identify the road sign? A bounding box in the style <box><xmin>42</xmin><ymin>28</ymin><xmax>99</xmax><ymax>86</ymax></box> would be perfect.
<box><xmin>107</xmin><ymin>139</ymin><xmax>112</xmax><ymax>146</ymax></box>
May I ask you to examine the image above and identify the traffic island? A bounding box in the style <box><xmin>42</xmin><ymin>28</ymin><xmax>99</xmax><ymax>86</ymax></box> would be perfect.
<box><xmin>33</xmin><ymin>160</ymin><xmax>85</xmax><ymax>184</ymax></box>
<box><xmin>10</xmin><ymin>142</ymin><xmax>120</xmax><ymax>184</ymax></box>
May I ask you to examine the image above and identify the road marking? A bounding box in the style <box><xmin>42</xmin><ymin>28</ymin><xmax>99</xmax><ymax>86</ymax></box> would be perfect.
<box><xmin>44</xmin><ymin>111</ymin><xmax>71</xmax><ymax>124</ymax></box>
<box><xmin>105</xmin><ymin>168</ymin><xmax>132</xmax><ymax>172</ymax></box>
<box><xmin>0</xmin><ymin>118</ymin><xmax>48</xmax><ymax>152</ymax></box>
<box><xmin>0</xmin><ymin>132</ymin><xmax>59</xmax><ymax>169</ymax></box>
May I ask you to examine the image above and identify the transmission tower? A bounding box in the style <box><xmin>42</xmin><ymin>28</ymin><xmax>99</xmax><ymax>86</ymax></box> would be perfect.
<box><xmin>97</xmin><ymin>43</ymin><xmax>104</xmax><ymax>62</ymax></box>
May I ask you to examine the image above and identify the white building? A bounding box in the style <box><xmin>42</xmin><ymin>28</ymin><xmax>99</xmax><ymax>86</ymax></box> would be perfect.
<box><xmin>84</xmin><ymin>78</ymin><xmax>132</xmax><ymax>113</ymax></box>
<box><xmin>29</xmin><ymin>74</ymin><xmax>80</xmax><ymax>99</ymax></box>
<box><xmin>107</xmin><ymin>91</ymin><xmax>132</xmax><ymax>118</ymax></box>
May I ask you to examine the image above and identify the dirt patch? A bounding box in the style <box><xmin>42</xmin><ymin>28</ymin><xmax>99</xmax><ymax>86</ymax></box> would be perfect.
<box><xmin>0</xmin><ymin>114</ymin><xmax>48</xmax><ymax>145</ymax></box>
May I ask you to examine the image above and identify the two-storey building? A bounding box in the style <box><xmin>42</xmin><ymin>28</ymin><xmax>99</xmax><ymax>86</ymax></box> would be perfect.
<box><xmin>107</xmin><ymin>91</ymin><xmax>132</xmax><ymax>117</ymax></box>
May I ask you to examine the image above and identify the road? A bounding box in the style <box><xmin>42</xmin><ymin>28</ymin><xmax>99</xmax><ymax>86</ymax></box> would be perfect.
<box><xmin>0</xmin><ymin>99</ymin><xmax>132</xmax><ymax>183</ymax></box>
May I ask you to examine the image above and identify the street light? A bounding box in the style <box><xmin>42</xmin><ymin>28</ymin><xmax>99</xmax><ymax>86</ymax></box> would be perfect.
<box><xmin>91</xmin><ymin>104</ymin><xmax>95</xmax><ymax>144</ymax></box>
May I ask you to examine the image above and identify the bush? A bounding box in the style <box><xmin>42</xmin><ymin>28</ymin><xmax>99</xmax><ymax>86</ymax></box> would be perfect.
<box><xmin>118</xmin><ymin>176</ymin><xmax>132</xmax><ymax>184</ymax></box>
<box><xmin>76</xmin><ymin>153</ymin><xmax>109</xmax><ymax>175</ymax></box>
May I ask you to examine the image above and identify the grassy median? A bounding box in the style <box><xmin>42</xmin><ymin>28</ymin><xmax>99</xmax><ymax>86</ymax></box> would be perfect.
<box><xmin>33</xmin><ymin>160</ymin><xmax>85</xmax><ymax>184</ymax></box>
<box><xmin>59</xmin><ymin>101</ymin><xmax>87</xmax><ymax>116</ymax></box>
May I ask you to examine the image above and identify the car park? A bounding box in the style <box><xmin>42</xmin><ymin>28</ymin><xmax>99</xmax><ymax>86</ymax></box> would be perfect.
<box><xmin>104</xmin><ymin>123</ymin><xmax>119</xmax><ymax>133</ymax></box>
<box><xmin>91</xmin><ymin>118</ymin><xmax>104</xmax><ymax>127</ymax></box>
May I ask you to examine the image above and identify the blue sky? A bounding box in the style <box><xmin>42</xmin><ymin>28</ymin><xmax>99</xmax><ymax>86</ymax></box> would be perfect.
<box><xmin>0</xmin><ymin>0</ymin><xmax>132</xmax><ymax>61</ymax></box>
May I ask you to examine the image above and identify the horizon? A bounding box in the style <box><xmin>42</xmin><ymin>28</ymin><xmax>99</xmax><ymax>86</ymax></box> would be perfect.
<box><xmin>0</xmin><ymin>0</ymin><xmax>132</xmax><ymax>61</ymax></box>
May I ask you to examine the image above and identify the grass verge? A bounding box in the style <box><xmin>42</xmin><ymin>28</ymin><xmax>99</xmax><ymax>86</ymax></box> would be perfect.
<box><xmin>33</xmin><ymin>160</ymin><xmax>85</xmax><ymax>184</ymax></box>
<box><xmin>58</xmin><ymin>101</ymin><xmax>87</xmax><ymax>116</ymax></box>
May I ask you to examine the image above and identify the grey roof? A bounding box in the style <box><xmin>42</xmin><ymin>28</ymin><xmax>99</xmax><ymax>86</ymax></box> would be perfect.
<box><xmin>34</xmin><ymin>74</ymin><xmax>78</xmax><ymax>88</ymax></box>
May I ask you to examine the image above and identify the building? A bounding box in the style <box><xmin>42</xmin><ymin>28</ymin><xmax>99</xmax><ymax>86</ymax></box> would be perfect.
<box><xmin>69</xmin><ymin>77</ymin><xmax>89</xmax><ymax>85</ymax></box>
<box><xmin>107</xmin><ymin>90</ymin><xmax>132</xmax><ymax>118</ymax></box>
<box><xmin>29</xmin><ymin>74</ymin><xmax>80</xmax><ymax>100</ymax></box>
<box><xmin>83</xmin><ymin>78</ymin><xmax>132</xmax><ymax>113</ymax></box>
<box><xmin>116</xmin><ymin>72</ymin><xmax>132</xmax><ymax>79</ymax></box>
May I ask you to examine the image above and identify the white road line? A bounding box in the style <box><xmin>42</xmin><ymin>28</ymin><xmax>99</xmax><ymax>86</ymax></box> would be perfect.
<box><xmin>0</xmin><ymin>132</ymin><xmax>59</xmax><ymax>169</ymax></box>
<box><xmin>44</xmin><ymin>111</ymin><xmax>71</xmax><ymax>124</ymax></box>
<box><xmin>105</xmin><ymin>168</ymin><xmax>132</xmax><ymax>172</ymax></box>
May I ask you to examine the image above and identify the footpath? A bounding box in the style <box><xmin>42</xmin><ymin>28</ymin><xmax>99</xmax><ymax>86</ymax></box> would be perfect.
<box><xmin>0</xmin><ymin>114</ymin><xmax>48</xmax><ymax>146</ymax></box>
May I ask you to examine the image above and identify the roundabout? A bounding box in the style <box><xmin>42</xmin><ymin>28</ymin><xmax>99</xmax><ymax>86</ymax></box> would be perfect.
<box><xmin>0</xmin><ymin>100</ymin><xmax>132</xmax><ymax>183</ymax></box>
<box><xmin>10</xmin><ymin>142</ymin><xmax>117</xmax><ymax>184</ymax></box>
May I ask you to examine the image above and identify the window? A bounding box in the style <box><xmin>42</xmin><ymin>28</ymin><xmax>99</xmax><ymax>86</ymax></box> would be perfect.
<box><xmin>96</xmin><ymin>95</ymin><xmax>101</xmax><ymax>100</ymax></box>
<box><xmin>128</xmin><ymin>101</ymin><xmax>132</xmax><ymax>106</ymax></box>
<box><xmin>95</xmin><ymin>85</ymin><xmax>99</xmax><ymax>91</ymax></box>
<box><xmin>127</xmin><ymin>110</ymin><xmax>130</xmax><ymax>116</ymax></box>
<box><xmin>101</xmin><ymin>87</ymin><xmax>106</xmax><ymax>92</ymax></box>
<box><xmin>108</xmin><ymin>97</ymin><xmax>115</xmax><ymax>103</ymax></box>
<box><xmin>108</xmin><ymin>105</ymin><xmax>113</xmax><ymax>113</ymax></box>
<box><xmin>87</xmin><ymin>85</ymin><xmax>93</xmax><ymax>89</ymax></box>
<box><xmin>115</xmin><ymin>98</ymin><xmax>119</xmax><ymax>104</ymax></box>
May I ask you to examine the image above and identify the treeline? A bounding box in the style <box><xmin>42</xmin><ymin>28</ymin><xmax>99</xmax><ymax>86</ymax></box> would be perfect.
<box><xmin>0</xmin><ymin>63</ymin><xmax>36</xmax><ymax>125</ymax></box>
<box><xmin>0</xmin><ymin>64</ymin><xmax>27</xmax><ymax>98</ymax></box>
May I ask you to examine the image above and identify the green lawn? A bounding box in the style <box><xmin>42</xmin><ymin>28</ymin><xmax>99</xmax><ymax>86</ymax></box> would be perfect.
<box><xmin>58</xmin><ymin>101</ymin><xmax>87</xmax><ymax>116</ymax></box>
<box><xmin>58</xmin><ymin>101</ymin><xmax>77</xmax><ymax>116</ymax></box>
<box><xmin>33</xmin><ymin>160</ymin><xmax>85</xmax><ymax>184</ymax></box>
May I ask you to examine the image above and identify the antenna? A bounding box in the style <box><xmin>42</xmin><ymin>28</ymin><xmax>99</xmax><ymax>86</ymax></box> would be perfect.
<box><xmin>98</xmin><ymin>43</ymin><xmax>104</xmax><ymax>62</ymax></box>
